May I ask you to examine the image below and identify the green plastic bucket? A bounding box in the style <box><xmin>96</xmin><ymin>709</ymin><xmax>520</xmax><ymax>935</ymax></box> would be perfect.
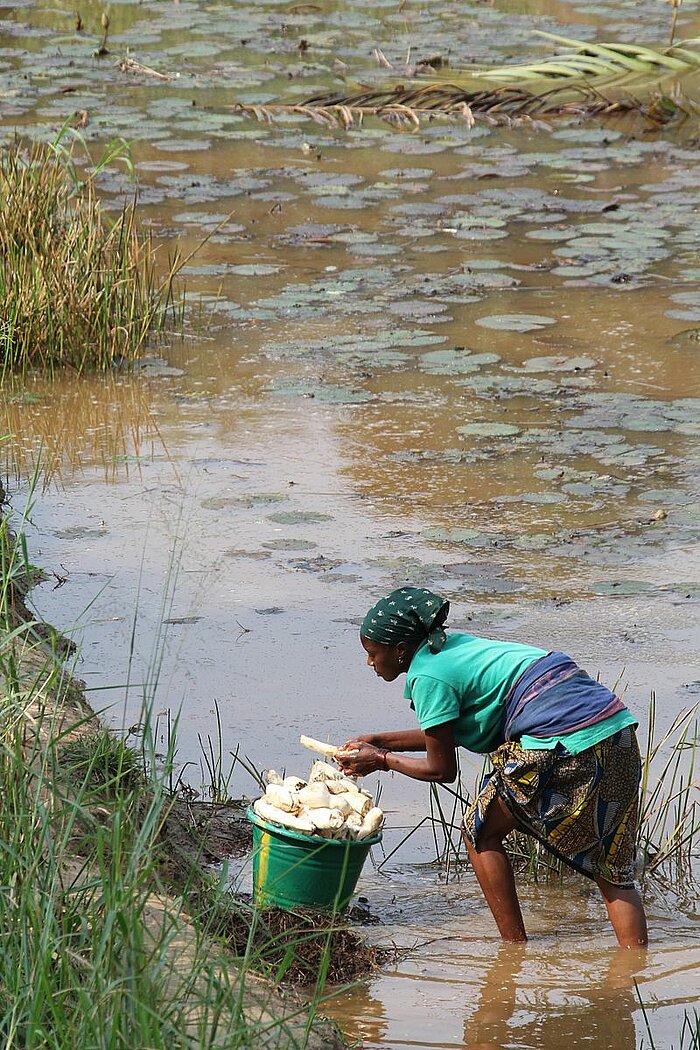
<box><xmin>246</xmin><ymin>806</ymin><xmax>382</xmax><ymax>911</ymax></box>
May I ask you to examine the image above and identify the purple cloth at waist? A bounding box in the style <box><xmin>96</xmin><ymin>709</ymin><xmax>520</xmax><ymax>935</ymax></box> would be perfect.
<box><xmin>504</xmin><ymin>651</ymin><xmax>626</xmax><ymax>741</ymax></box>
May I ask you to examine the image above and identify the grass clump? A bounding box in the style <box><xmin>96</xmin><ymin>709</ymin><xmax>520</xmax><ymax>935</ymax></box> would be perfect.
<box><xmin>59</xmin><ymin>729</ymin><xmax>146</xmax><ymax>801</ymax></box>
<box><xmin>188</xmin><ymin>887</ymin><xmax>386</xmax><ymax>988</ymax></box>
<box><xmin>0</xmin><ymin>667</ymin><xmax>342</xmax><ymax>1047</ymax></box>
<box><xmin>0</xmin><ymin>135</ymin><xmax>182</xmax><ymax>376</ymax></box>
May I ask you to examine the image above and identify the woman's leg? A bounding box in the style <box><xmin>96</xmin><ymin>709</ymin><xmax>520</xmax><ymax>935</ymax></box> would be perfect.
<box><xmin>462</xmin><ymin>796</ymin><xmax>527</xmax><ymax>943</ymax></box>
<box><xmin>594</xmin><ymin>876</ymin><xmax>648</xmax><ymax>948</ymax></box>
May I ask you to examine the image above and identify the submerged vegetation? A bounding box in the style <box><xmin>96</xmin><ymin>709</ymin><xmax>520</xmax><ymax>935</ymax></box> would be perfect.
<box><xmin>0</xmin><ymin>136</ymin><xmax>182</xmax><ymax>376</ymax></box>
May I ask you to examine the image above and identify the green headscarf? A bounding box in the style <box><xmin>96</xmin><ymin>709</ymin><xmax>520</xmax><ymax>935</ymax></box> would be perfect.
<box><xmin>361</xmin><ymin>587</ymin><xmax>450</xmax><ymax>654</ymax></box>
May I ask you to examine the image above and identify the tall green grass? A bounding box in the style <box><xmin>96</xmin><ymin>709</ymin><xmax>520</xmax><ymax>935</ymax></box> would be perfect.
<box><xmin>0</xmin><ymin>135</ymin><xmax>182</xmax><ymax>376</ymax></box>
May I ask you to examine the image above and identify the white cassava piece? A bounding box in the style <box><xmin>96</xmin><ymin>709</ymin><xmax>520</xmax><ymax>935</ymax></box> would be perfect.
<box><xmin>254</xmin><ymin>757</ymin><xmax>384</xmax><ymax>841</ymax></box>
<box><xmin>299</xmin><ymin>735</ymin><xmax>338</xmax><ymax>758</ymax></box>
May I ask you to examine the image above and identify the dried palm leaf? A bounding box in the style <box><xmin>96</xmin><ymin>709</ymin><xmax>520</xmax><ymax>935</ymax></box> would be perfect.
<box><xmin>234</xmin><ymin>82</ymin><xmax>697</xmax><ymax>130</ymax></box>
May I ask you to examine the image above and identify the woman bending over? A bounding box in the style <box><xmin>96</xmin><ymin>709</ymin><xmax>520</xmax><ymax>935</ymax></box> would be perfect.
<box><xmin>338</xmin><ymin>586</ymin><xmax>648</xmax><ymax>948</ymax></box>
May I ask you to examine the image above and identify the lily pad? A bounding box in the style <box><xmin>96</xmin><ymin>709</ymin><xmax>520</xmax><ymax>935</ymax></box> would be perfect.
<box><xmin>262</xmin><ymin>538</ymin><xmax>318</xmax><ymax>551</ymax></box>
<box><xmin>229</xmin><ymin>264</ymin><xmax>281</xmax><ymax>276</ymax></box>
<box><xmin>264</xmin><ymin>379</ymin><xmax>374</xmax><ymax>403</ymax></box>
<box><xmin>423</xmin><ymin>527</ymin><xmax>500</xmax><ymax>547</ymax></box>
<box><xmin>202</xmin><ymin>493</ymin><xmax>286</xmax><ymax>510</ymax></box>
<box><xmin>638</xmin><ymin>488</ymin><xmax>690</xmax><ymax>504</ymax></box>
<box><xmin>669</xmin><ymin>503</ymin><xmax>700</xmax><ymax>526</ymax></box>
<box><xmin>521</xmin><ymin>355</ymin><xmax>596</xmax><ymax>373</ymax></box>
<box><xmin>267</xmin><ymin>511</ymin><xmax>334</xmax><ymax>524</ymax></box>
<box><xmin>589</xmin><ymin>580</ymin><xmax>656</xmax><ymax>597</ymax></box>
<box><xmin>419</xmin><ymin>349</ymin><xmax>500</xmax><ymax>375</ymax></box>
<box><xmin>457</xmin><ymin>422</ymin><xmax>521</xmax><ymax>437</ymax></box>
<box><xmin>475</xmin><ymin>314</ymin><xmax>557</xmax><ymax>332</ymax></box>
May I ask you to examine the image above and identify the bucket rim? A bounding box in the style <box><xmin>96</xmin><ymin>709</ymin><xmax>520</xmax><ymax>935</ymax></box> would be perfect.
<box><xmin>246</xmin><ymin>805</ymin><xmax>382</xmax><ymax>847</ymax></box>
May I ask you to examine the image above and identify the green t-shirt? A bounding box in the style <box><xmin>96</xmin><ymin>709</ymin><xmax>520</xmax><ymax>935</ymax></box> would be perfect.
<box><xmin>403</xmin><ymin>633</ymin><xmax>547</xmax><ymax>754</ymax></box>
<box><xmin>519</xmin><ymin>709</ymin><xmax>637</xmax><ymax>755</ymax></box>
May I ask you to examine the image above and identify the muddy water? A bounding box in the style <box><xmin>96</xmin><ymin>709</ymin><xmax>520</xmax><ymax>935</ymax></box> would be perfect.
<box><xmin>2</xmin><ymin>0</ymin><xmax>700</xmax><ymax>1044</ymax></box>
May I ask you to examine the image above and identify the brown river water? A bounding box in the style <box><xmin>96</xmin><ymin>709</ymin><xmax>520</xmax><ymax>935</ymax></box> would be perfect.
<box><xmin>1</xmin><ymin>0</ymin><xmax>699</xmax><ymax>1044</ymax></box>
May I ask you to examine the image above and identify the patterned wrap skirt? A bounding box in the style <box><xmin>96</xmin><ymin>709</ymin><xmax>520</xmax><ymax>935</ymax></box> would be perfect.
<box><xmin>463</xmin><ymin>726</ymin><xmax>642</xmax><ymax>887</ymax></box>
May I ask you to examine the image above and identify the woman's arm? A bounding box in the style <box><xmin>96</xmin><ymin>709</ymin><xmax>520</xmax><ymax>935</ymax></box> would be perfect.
<box><xmin>343</xmin><ymin>729</ymin><xmax>428</xmax><ymax>751</ymax></box>
<box><xmin>338</xmin><ymin>723</ymin><xmax>457</xmax><ymax>783</ymax></box>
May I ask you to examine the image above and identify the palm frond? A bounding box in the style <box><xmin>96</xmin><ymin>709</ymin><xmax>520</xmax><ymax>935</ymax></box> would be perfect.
<box><xmin>432</xmin><ymin>33</ymin><xmax>700</xmax><ymax>85</ymax></box>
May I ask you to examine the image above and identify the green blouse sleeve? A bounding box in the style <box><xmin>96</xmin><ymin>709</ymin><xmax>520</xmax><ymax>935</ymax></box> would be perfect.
<box><xmin>409</xmin><ymin>675</ymin><xmax>460</xmax><ymax>731</ymax></box>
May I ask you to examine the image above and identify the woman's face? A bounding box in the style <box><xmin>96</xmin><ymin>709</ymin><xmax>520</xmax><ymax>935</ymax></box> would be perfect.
<box><xmin>361</xmin><ymin>636</ymin><xmax>405</xmax><ymax>681</ymax></box>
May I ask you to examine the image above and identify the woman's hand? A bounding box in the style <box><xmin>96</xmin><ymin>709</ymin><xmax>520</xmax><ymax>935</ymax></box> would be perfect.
<box><xmin>340</xmin><ymin>734</ymin><xmax>377</xmax><ymax>749</ymax></box>
<box><xmin>337</xmin><ymin>724</ymin><xmax>457</xmax><ymax>783</ymax></box>
<box><xmin>336</xmin><ymin>741</ymin><xmax>386</xmax><ymax>776</ymax></box>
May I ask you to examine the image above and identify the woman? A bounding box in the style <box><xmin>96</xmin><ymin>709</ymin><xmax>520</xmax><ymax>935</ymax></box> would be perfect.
<box><xmin>338</xmin><ymin>586</ymin><xmax>648</xmax><ymax>947</ymax></box>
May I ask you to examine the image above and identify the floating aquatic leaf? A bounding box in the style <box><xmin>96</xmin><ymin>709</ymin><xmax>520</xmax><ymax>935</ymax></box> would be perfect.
<box><xmin>458</xmin><ymin>422</ymin><xmax>521</xmax><ymax>437</ymax></box>
<box><xmin>498</xmin><ymin>491</ymin><xmax>567</xmax><ymax>504</ymax></box>
<box><xmin>156</xmin><ymin>139</ymin><xmax>212</xmax><ymax>153</ymax></box>
<box><xmin>286</xmin><ymin>555</ymin><xmax>344</xmax><ymax>573</ymax></box>
<box><xmin>423</xmin><ymin>527</ymin><xmax>500</xmax><ymax>547</ymax></box>
<box><xmin>202</xmin><ymin>493</ymin><xmax>286</xmax><ymax>510</ymax></box>
<box><xmin>459</xmin><ymin>373</ymin><xmax>561</xmax><ymax>397</ymax></box>
<box><xmin>264</xmin><ymin>378</ymin><xmax>374</xmax><ymax>403</ymax></box>
<box><xmin>638</xmin><ymin>488</ymin><xmax>690</xmax><ymax>504</ymax></box>
<box><xmin>229</xmin><ymin>264</ymin><xmax>281</xmax><ymax>276</ymax></box>
<box><xmin>669</xmin><ymin>503</ymin><xmax>700</xmax><ymax>526</ymax></box>
<box><xmin>667</xmin><ymin>328</ymin><xmax>700</xmax><ymax>346</ymax></box>
<box><xmin>511</xmin><ymin>533</ymin><xmax>555</xmax><ymax>551</ymax></box>
<box><xmin>589</xmin><ymin>580</ymin><xmax>656</xmax><ymax>596</ymax></box>
<box><xmin>526</xmin><ymin>228</ymin><xmax>578</xmax><ymax>241</ymax></box>
<box><xmin>262</xmin><ymin>328</ymin><xmax>446</xmax><ymax>359</ymax></box>
<box><xmin>267</xmin><ymin>511</ymin><xmax>334</xmax><ymax>525</ymax></box>
<box><xmin>521</xmin><ymin>355</ymin><xmax>596</xmax><ymax>373</ymax></box>
<box><xmin>419</xmin><ymin>349</ymin><xmax>500</xmax><ymax>375</ymax></box>
<box><xmin>262</xmin><ymin>538</ymin><xmax>318</xmax><ymax>551</ymax></box>
<box><xmin>386</xmin><ymin>300</ymin><xmax>451</xmax><ymax>320</ymax></box>
<box><xmin>567</xmin><ymin>393</ymin><xmax>700</xmax><ymax>434</ymax></box>
<box><xmin>475</xmin><ymin>314</ymin><xmax>557</xmax><ymax>332</ymax></box>
<box><xmin>665</xmin><ymin>309</ymin><xmax>700</xmax><ymax>322</ymax></box>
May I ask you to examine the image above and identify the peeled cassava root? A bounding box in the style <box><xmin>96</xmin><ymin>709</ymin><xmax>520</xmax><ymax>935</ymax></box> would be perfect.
<box><xmin>253</xmin><ymin>759</ymin><xmax>384</xmax><ymax>841</ymax></box>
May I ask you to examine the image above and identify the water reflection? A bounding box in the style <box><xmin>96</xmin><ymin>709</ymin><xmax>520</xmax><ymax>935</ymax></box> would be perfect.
<box><xmin>327</xmin><ymin>940</ymin><xmax>648</xmax><ymax>1049</ymax></box>
<box><xmin>0</xmin><ymin>373</ymin><xmax>167</xmax><ymax>488</ymax></box>
<box><xmin>463</xmin><ymin>943</ymin><xmax>643</xmax><ymax>1050</ymax></box>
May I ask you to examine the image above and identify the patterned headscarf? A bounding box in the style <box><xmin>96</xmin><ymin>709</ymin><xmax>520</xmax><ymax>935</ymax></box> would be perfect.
<box><xmin>361</xmin><ymin>587</ymin><xmax>450</xmax><ymax>653</ymax></box>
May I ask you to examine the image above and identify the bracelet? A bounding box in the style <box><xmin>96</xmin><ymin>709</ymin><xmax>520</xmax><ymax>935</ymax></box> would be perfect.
<box><xmin>375</xmin><ymin>748</ymin><xmax>390</xmax><ymax>771</ymax></box>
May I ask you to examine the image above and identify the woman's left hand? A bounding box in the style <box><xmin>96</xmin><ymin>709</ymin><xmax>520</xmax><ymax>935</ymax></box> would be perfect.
<box><xmin>337</xmin><ymin>741</ymin><xmax>385</xmax><ymax>776</ymax></box>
